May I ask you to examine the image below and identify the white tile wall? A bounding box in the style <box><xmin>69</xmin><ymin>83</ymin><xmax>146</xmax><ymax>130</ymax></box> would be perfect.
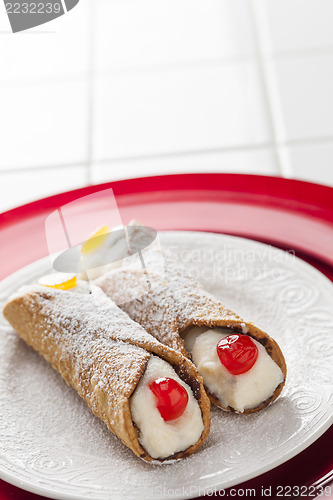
<box><xmin>94</xmin><ymin>0</ymin><xmax>255</xmax><ymax>72</ymax></box>
<box><xmin>267</xmin><ymin>54</ymin><xmax>333</xmax><ymax>142</ymax></box>
<box><xmin>0</xmin><ymin>166</ymin><xmax>86</xmax><ymax>213</ymax></box>
<box><xmin>257</xmin><ymin>0</ymin><xmax>333</xmax><ymax>54</ymax></box>
<box><xmin>93</xmin><ymin>63</ymin><xmax>270</xmax><ymax>160</ymax></box>
<box><xmin>0</xmin><ymin>80</ymin><xmax>89</xmax><ymax>170</ymax></box>
<box><xmin>91</xmin><ymin>148</ymin><xmax>278</xmax><ymax>184</ymax></box>
<box><xmin>280</xmin><ymin>141</ymin><xmax>333</xmax><ymax>187</ymax></box>
<box><xmin>0</xmin><ymin>0</ymin><xmax>333</xmax><ymax>214</ymax></box>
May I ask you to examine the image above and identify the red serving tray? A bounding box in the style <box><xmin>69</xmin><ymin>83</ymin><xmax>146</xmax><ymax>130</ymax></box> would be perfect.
<box><xmin>0</xmin><ymin>174</ymin><xmax>332</xmax><ymax>500</ymax></box>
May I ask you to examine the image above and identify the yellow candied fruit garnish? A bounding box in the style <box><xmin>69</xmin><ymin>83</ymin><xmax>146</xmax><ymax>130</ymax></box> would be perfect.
<box><xmin>80</xmin><ymin>225</ymin><xmax>111</xmax><ymax>256</ymax></box>
<box><xmin>38</xmin><ymin>273</ymin><xmax>77</xmax><ymax>290</ymax></box>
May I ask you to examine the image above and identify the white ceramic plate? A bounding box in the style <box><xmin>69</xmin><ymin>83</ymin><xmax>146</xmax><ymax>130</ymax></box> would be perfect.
<box><xmin>0</xmin><ymin>232</ymin><xmax>332</xmax><ymax>500</ymax></box>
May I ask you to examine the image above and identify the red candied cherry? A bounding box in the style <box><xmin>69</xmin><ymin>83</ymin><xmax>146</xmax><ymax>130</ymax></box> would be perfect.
<box><xmin>149</xmin><ymin>377</ymin><xmax>189</xmax><ymax>421</ymax></box>
<box><xmin>216</xmin><ymin>334</ymin><xmax>258</xmax><ymax>375</ymax></box>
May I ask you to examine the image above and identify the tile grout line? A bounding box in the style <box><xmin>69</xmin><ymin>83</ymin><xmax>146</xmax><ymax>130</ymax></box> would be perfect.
<box><xmin>0</xmin><ymin>162</ymin><xmax>87</xmax><ymax>175</ymax></box>
<box><xmin>269</xmin><ymin>45</ymin><xmax>333</xmax><ymax>60</ymax></box>
<box><xmin>1</xmin><ymin>135</ymin><xmax>333</xmax><ymax>175</ymax></box>
<box><xmin>2</xmin><ymin>45</ymin><xmax>333</xmax><ymax>89</ymax></box>
<box><xmin>94</xmin><ymin>143</ymin><xmax>275</xmax><ymax>164</ymax></box>
<box><xmin>248</xmin><ymin>0</ymin><xmax>286</xmax><ymax>177</ymax></box>
<box><xmin>0</xmin><ymin>36</ymin><xmax>332</xmax><ymax>89</ymax></box>
<box><xmin>93</xmin><ymin>54</ymin><xmax>255</xmax><ymax>77</ymax></box>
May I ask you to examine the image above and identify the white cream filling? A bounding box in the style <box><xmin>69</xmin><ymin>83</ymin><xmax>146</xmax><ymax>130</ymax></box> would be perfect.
<box><xmin>182</xmin><ymin>327</ymin><xmax>284</xmax><ymax>413</ymax></box>
<box><xmin>130</xmin><ymin>355</ymin><xmax>204</xmax><ymax>459</ymax></box>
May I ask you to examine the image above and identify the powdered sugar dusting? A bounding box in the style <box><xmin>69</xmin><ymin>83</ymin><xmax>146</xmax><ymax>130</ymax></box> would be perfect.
<box><xmin>161</xmin><ymin>253</ymin><xmax>242</xmax><ymax>331</ymax></box>
<box><xmin>32</xmin><ymin>284</ymin><xmax>178</xmax><ymax>361</ymax></box>
<box><xmin>0</xmin><ymin>231</ymin><xmax>332</xmax><ymax>500</ymax></box>
<box><xmin>96</xmin><ymin>269</ymin><xmax>187</xmax><ymax>356</ymax></box>
<box><xmin>95</xmin><ymin>224</ymin><xmax>241</xmax><ymax>357</ymax></box>
<box><xmin>4</xmin><ymin>281</ymin><xmax>209</xmax><ymax>463</ymax></box>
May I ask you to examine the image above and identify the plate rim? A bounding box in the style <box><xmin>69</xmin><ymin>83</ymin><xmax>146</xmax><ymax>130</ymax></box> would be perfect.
<box><xmin>0</xmin><ymin>231</ymin><xmax>333</xmax><ymax>500</ymax></box>
<box><xmin>1</xmin><ymin>173</ymin><xmax>333</xmax><ymax>228</ymax></box>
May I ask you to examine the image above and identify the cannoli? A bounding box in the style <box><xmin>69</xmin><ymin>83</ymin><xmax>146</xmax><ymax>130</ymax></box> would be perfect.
<box><xmin>3</xmin><ymin>275</ymin><xmax>210</xmax><ymax>462</ymax></box>
<box><xmin>94</xmin><ymin>224</ymin><xmax>287</xmax><ymax>414</ymax></box>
